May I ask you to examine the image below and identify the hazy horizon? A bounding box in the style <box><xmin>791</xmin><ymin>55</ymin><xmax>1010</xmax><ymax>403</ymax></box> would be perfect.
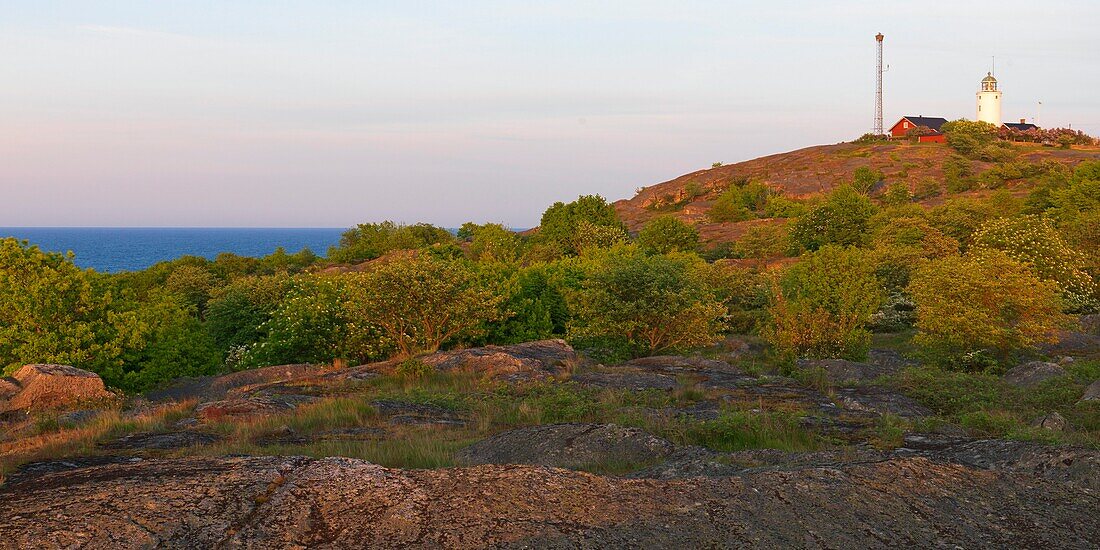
<box><xmin>3</xmin><ymin>1</ymin><xmax>1098</xmax><ymax>228</ymax></box>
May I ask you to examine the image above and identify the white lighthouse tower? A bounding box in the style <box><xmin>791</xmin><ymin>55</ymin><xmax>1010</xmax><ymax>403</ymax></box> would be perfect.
<box><xmin>976</xmin><ymin>72</ymin><xmax>1002</xmax><ymax>125</ymax></box>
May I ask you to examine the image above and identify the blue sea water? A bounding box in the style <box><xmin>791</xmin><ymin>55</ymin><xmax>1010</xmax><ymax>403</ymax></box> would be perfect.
<box><xmin>0</xmin><ymin>227</ymin><xmax>346</xmax><ymax>273</ymax></box>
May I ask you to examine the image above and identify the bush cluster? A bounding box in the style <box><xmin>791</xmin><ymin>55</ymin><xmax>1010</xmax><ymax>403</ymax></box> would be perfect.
<box><xmin>5</xmin><ymin>152</ymin><xmax>1098</xmax><ymax>393</ymax></box>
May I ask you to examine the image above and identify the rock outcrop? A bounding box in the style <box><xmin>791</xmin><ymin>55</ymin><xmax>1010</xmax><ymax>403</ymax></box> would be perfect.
<box><xmin>422</xmin><ymin>339</ymin><xmax>576</xmax><ymax>382</ymax></box>
<box><xmin>1040</xmin><ymin>330</ymin><xmax>1100</xmax><ymax>358</ymax></box>
<box><xmin>1081</xmin><ymin>379</ymin><xmax>1100</xmax><ymax>402</ymax></box>
<box><xmin>0</xmin><ymin>377</ymin><xmax>19</xmax><ymax>401</ymax></box>
<box><xmin>1</xmin><ymin>364</ymin><xmax>112</xmax><ymax>412</ymax></box>
<box><xmin>100</xmin><ymin>431</ymin><xmax>222</xmax><ymax>452</ymax></box>
<box><xmin>195</xmin><ymin>393</ymin><xmax>318</xmax><ymax>421</ymax></box>
<box><xmin>371</xmin><ymin>400</ymin><xmax>467</xmax><ymax>426</ymax></box>
<box><xmin>1030</xmin><ymin>412</ymin><xmax>1068</xmax><ymax>432</ymax></box>
<box><xmin>1003</xmin><ymin>361</ymin><xmax>1067</xmax><ymax>388</ymax></box>
<box><xmin>334</xmin><ymin>340</ymin><xmax>579</xmax><ymax>383</ymax></box>
<box><xmin>2</xmin><ymin>454</ymin><xmax>1098</xmax><ymax>548</ymax></box>
<box><xmin>590</xmin><ymin>355</ymin><xmax>755</xmax><ymax>392</ymax></box>
<box><xmin>832</xmin><ymin>386</ymin><xmax>931</xmax><ymax>418</ymax></box>
<box><xmin>147</xmin><ymin>363</ymin><xmax>326</xmax><ymax>403</ymax></box>
<box><xmin>797</xmin><ymin>358</ymin><xmax>900</xmax><ymax>385</ymax></box>
<box><xmin>458</xmin><ymin>423</ymin><xmax>682</xmax><ymax>469</ymax></box>
<box><xmin>1080</xmin><ymin>314</ymin><xmax>1100</xmax><ymax>335</ymax></box>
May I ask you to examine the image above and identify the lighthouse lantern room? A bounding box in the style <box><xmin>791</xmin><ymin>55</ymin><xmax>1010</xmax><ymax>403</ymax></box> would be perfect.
<box><xmin>976</xmin><ymin>72</ymin><xmax>1002</xmax><ymax>125</ymax></box>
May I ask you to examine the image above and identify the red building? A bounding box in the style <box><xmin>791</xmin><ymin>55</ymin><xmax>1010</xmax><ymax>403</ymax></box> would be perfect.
<box><xmin>889</xmin><ymin>116</ymin><xmax>948</xmax><ymax>143</ymax></box>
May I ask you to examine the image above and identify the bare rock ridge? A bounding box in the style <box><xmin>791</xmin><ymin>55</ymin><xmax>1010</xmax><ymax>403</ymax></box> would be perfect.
<box><xmin>1</xmin><ymin>453</ymin><xmax>1098</xmax><ymax>549</ymax></box>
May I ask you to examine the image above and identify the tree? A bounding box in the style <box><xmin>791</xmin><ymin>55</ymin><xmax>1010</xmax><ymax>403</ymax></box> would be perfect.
<box><xmin>568</xmin><ymin>246</ymin><xmax>725</xmax><ymax>356</ymax></box>
<box><xmin>118</xmin><ymin>298</ymin><xmax>221</xmax><ymax>391</ymax></box>
<box><xmin>735</xmin><ymin>223</ymin><xmax>789</xmax><ymax>267</ymax></box>
<box><xmin>572</xmin><ymin>220</ymin><xmax>628</xmax><ymax>253</ymax></box>
<box><xmin>971</xmin><ymin>215</ymin><xmax>1097</xmax><ymax>312</ymax></box>
<box><xmin>328</xmin><ymin>221</ymin><xmax>454</xmax><ymax>263</ymax></box>
<box><xmin>708</xmin><ymin>181</ymin><xmax>773</xmax><ymax>222</ymax></box>
<box><xmin>344</xmin><ymin>256</ymin><xmax>504</xmax><ymax>357</ymax></box>
<box><xmin>928</xmin><ymin>197</ymin><xmax>1001</xmax><ymax>246</ymax></box>
<box><xmin>871</xmin><ymin>217</ymin><xmax>959</xmax><ymax>291</ymax></box>
<box><xmin>789</xmin><ymin>185</ymin><xmax>878</xmax><ymax>251</ymax></box>
<box><xmin>851</xmin><ymin>166</ymin><xmax>884</xmax><ymax>195</ymax></box>
<box><xmin>636</xmin><ymin>215</ymin><xmax>700</xmax><ymax>254</ymax></box>
<box><xmin>909</xmin><ymin>251</ymin><xmax>1071</xmax><ymax>367</ymax></box>
<box><xmin>237</xmin><ymin>275</ymin><xmax>363</xmax><ymax>368</ymax></box>
<box><xmin>461</xmin><ymin>222</ymin><xmax>524</xmax><ymax>263</ymax></box>
<box><xmin>164</xmin><ymin>264</ymin><xmax>218</xmax><ymax>316</ymax></box>
<box><xmin>537</xmin><ymin>195</ymin><xmax>625</xmax><ymax>256</ymax></box>
<box><xmin>941</xmin><ymin>119</ymin><xmax>999</xmax><ymax>157</ymax></box>
<box><xmin>0</xmin><ymin>239</ymin><xmax>143</xmax><ymax>382</ymax></box>
<box><xmin>480</xmin><ymin>262</ymin><xmax>574</xmax><ymax>345</ymax></box>
<box><xmin>764</xmin><ymin>246</ymin><xmax>884</xmax><ymax>360</ymax></box>
<box><xmin>881</xmin><ymin>182</ymin><xmax>912</xmax><ymax>206</ymax></box>
<box><xmin>942</xmin><ymin>155</ymin><xmax>975</xmax><ymax>193</ymax></box>
<box><xmin>205</xmin><ymin>273</ymin><xmax>293</xmax><ymax>352</ymax></box>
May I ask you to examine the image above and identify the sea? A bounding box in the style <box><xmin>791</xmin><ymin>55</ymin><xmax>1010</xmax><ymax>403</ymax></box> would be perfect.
<box><xmin>0</xmin><ymin>227</ymin><xmax>347</xmax><ymax>273</ymax></box>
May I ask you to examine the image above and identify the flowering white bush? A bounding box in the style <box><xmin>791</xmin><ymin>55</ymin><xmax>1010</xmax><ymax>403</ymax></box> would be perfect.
<box><xmin>971</xmin><ymin>215</ymin><xmax>1098</xmax><ymax>312</ymax></box>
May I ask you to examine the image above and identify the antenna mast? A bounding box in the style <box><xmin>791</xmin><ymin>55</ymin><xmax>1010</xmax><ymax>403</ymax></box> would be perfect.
<box><xmin>874</xmin><ymin>33</ymin><xmax>885</xmax><ymax>135</ymax></box>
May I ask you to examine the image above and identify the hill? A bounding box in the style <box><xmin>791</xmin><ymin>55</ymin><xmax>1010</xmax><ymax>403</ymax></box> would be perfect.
<box><xmin>615</xmin><ymin>141</ymin><xmax>1100</xmax><ymax>243</ymax></box>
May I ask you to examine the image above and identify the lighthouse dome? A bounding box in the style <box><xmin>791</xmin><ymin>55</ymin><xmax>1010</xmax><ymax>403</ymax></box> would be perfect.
<box><xmin>982</xmin><ymin>72</ymin><xmax>997</xmax><ymax>83</ymax></box>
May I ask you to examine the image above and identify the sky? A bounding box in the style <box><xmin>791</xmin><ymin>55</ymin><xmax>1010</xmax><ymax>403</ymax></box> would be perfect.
<box><xmin>1</xmin><ymin>1</ymin><xmax>1097</xmax><ymax>228</ymax></box>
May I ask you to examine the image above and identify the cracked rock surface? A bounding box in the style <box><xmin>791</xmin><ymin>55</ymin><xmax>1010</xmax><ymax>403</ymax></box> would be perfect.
<box><xmin>1</xmin><ymin>454</ymin><xmax>1098</xmax><ymax>549</ymax></box>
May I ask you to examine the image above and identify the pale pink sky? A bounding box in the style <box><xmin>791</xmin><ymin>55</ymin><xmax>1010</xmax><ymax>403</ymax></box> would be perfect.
<box><xmin>2</xmin><ymin>1</ymin><xmax>1097</xmax><ymax>227</ymax></box>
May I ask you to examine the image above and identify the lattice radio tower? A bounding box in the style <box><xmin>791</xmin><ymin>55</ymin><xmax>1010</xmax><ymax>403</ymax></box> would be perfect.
<box><xmin>874</xmin><ymin>33</ymin><xmax>885</xmax><ymax>135</ymax></box>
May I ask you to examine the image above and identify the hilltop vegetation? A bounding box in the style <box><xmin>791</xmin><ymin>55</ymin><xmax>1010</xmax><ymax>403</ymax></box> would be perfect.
<box><xmin>3</xmin><ymin>125</ymin><xmax>1100</xmax><ymax>546</ymax></box>
<box><xmin>617</xmin><ymin>123</ymin><xmax>1099</xmax><ymax>246</ymax></box>
<box><xmin>2</xmin><ymin>123</ymin><xmax>1100</xmax><ymax>479</ymax></box>
<box><xmin>2</xmin><ymin>122</ymin><xmax>1098</xmax><ymax>389</ymax></box>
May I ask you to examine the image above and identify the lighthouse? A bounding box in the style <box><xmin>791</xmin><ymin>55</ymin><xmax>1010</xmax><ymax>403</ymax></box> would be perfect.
<box><xmin>976</xmin><ymin>72</ymin><xmax>1001</xmax><ymax>125</ymax></box>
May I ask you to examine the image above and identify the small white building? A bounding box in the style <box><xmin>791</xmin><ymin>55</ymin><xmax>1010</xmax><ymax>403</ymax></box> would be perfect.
<box><xmin>976</xmin><ymin>72</ymin><xmax>1002</xmax><ymax>125</ymax></box>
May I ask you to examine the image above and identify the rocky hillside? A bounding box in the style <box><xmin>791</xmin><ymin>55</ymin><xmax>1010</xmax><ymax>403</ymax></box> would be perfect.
<box><xmin>614</xmin><ymin>141</ymin><xmax>1100</xmax><ymax>242</ymax></box>
<box><xmin>2</xmin><ymin>324</ymin><xmax>1099</xmax><ymax>547</ymax></box>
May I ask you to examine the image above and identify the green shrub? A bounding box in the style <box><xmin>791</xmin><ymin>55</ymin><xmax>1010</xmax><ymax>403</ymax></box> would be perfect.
<box><xmin>942</xmin><ymin>119</ymin><xmax>999</xmax><ymax>157</ymax></box>
<box><xmin>537</xmin><ymin>195</ymin><xmax>626</xmax><ymax>256</ymax></box>
<box><xmin>395</xmin><ymin>359</ymin><xmax>434</xmax><ymax>379</ymax></box>
<box><xmin>762</xmin><ymin>195</ymin><xmax>808</xmax><ymax>218</ymax></box>
<box><xmin>636</xmin><ymin>215</ymin><xmax>700</xmax><ymax>254</ymax></box>
<box><xmin>708</xmin><ymin>181</ymin><xmax>773</xmax><ymax>223</ymax></box>
<box><xmin>881</xmin><ymin>182</ymin><xmax>912</xmax><ymax>206</ymax></box>
<box><xmin>734</xmin><ymin>224</ymin><xmax>789</xmax><ymax>266</ymax></box>
<box><xmin>344</xmin><ymin>256</ymin><xmax>504</xmax><ymax>358</ymax></box>
<box><xmin>789</xmin><ymin>185</ymin><xmax>878</xmax><ymax>251</ymax></box>
<box><xmin>764</xmin><ymin>246</ymin><xmax>884</xmax><ymax>360</ymax></box>
<box><xmin>928</xmin><ymin>198</ymin><xmax>1001</xmax><ymax>246</ymax></box>
<box><xmin>568</xmin><ymin>246</ymin><xmax>726</xmax><ymax>356</ymax></box>
<box><xmin>460</xmin><ymin>223</ymin><xmax>524</xmax><ymax>263</ymax></box>
<box><xmin>943</xmin><ymin>155</ymin><xmax>975</xmax><ymax>193</ymax></box>
<box><xmin>851</xmin><ymin>166</ymin><xmax>884</xmax><ymax>195</ymax></box>
<box><xmin>481</xmin><ymin>263</ymin><xmax>574</xmax><ymax>345</ymax></box>
<box><xmin>971</xmin><ymin>215</ymin><xmax>1097</xmax><ymax>311</ymax></box>
<box><xmin>707</xmin><ymin>264</ymin><xmax>771</xmax><ymax>334</ymax></box>
<box><xmin>328</xmin><ymin>222</ymin><xmax>454</xmax><ymax>263</ymax></box>
<box><xmin>912</xmin><ymin>178</ymin><xmax>942</xmax><ymax>200</ymax></box>
<box><xmin>0</xmin><ymin>239</ymin><xmax>144</xmax><ymax>384</ymax></box>
<box><xmin>871</xmin><ymin>217</ymin><xmax>959</xmax><ymax>291</ymax></box>
<box><xmin>238</xmin><ymin>275</ymin><xmax>361</xmax><ymax>368</ymax></box>
<box><xmin>908</xmin><ymin>251</ymin><xmax>1072</xmax><ymax>368</ymax></box>
<box><xmin>205</xmin><ymin>274</ymin><xmax>292</xmax><ymax>352</ymax></box>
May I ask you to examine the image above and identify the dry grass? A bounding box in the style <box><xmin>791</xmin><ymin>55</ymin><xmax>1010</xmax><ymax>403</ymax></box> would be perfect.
<box><xmin>0</xmin><ymin>399</ymin><xmax>197</xmax><ymax>483</ymax></box>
